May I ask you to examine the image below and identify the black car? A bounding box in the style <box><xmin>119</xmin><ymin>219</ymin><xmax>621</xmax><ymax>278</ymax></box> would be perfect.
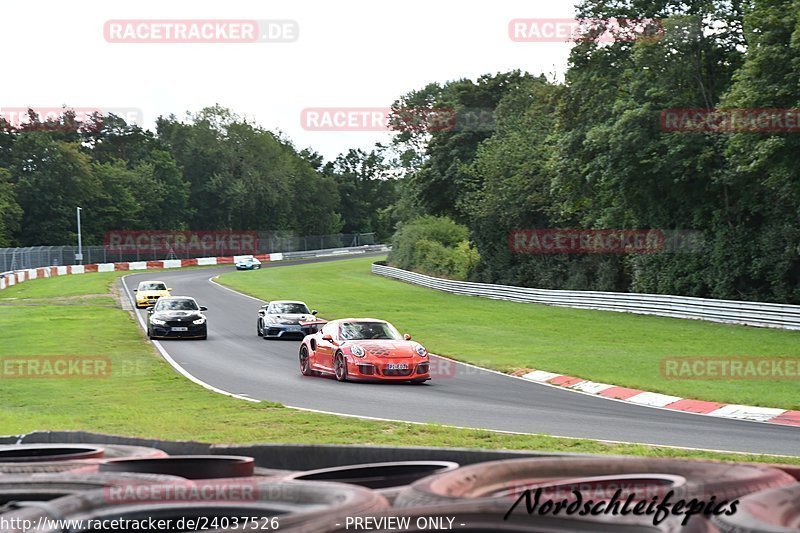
<box><xmin>146</xmin><ymin>296</ymin><xmax>208</xmax><ymax>340</ymax></box>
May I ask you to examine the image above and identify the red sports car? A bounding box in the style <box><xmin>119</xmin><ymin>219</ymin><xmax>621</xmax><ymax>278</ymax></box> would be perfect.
<box><xmin>299</xmin><ymin>318</ymin><xmax>431</xmax><ymax>383</ymax></box>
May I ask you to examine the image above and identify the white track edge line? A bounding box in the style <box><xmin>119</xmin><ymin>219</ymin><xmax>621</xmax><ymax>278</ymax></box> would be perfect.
<box><xmin>120</xmin><ymin>270</ymin><xmax>797</xmax><ymax>454</ymax></box>
<box><xmin>121</xmin><ymin>274</ymin><xmax>260</xmax><ymax>403</ymax></box>
<box><xmin>209</xmin><ymin>272</ymin><xmax>800</xmax><ymax>430</ymax></box>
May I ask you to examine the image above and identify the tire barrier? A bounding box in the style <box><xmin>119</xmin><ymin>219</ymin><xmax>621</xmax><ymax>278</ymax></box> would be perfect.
<box><xmin>0</xmin><ymin>444</ymin><xmax>168</xmax><ymax>474</ymax></box>
<box><xmin>283</xmin><ymin>461</ymin><xmax>459</xmax><ymax>489</ymax></box>
<box><xmin>0</xmin><ymin>436</ymin><xmax>797</xmax><ymax>532</ymax></box>
<box><xmin>283</xmin><ymin>461</ymin><xmax>459</xmax><ymax>506</ymax></box>
<box><xmin>0</xmin><ymin>473</ymin><xmax>183</xmax><ymax>505</ymax></box>
<box><xmin>72</xmin><ymin>456</ymin><xmax>257</xmax><ymax>479</ymax></box>
<box><xmin>313</xmin><ymin>501</ymin><xmax>669</xmax><ymax>532</ymax></box>
<box><xmin>712</xmin><ymin>483</ymin><xmax>800</xmax><ymax>532</ymax></box>
<box><xmin>394</xmin><ymin>457</ymin><xmax>795</xmax><ymax>506</ymax></box>
<box><xmin>0</xmin><ymin>480</ymin><xmax>389</xmax><ymax>533</ymax></box>
<box><xmin>393</xmin><ymin>457</ymin><xmax>794</xmax><ymax>532</ymax></box>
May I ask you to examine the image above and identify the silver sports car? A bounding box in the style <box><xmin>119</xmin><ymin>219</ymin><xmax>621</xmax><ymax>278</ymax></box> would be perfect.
<box><xmin>256</xmin><ymin>300</ymin><xmax>318</xmax><ymax>339</ymax></box>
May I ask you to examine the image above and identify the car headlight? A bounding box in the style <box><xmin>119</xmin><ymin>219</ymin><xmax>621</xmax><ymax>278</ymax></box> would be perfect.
<box><xmin>351</xmin><ymin>345</ymin><xmax>366</xmax><ymax>358</ymax></box>
<box><xmin>150</xmin><ymin>317</ymin><xmax>166</xmax><ymax>325</ymax></box>
<box><xmin>415</xmin><ymin>345</ymin><xmax>428</xmax><ymax>357</ymax></box>
<box><xmin>193</xmin><ymin>317</ymin><xmax>206</xmax><ymax>325</ymax></box>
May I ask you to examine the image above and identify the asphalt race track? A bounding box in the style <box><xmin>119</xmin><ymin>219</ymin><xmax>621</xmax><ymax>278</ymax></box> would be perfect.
<box><xmin>123</xmin><ymin>258</ymin><xmax>800</xmax><ymax>456</ymax></box>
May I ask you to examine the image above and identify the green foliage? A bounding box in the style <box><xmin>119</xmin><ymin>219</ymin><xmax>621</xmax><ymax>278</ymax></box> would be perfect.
<box><xmin>388</xmin><ymin>216</ymin><xmax>478</xmax><ymax>280</ymax></box>
<box><xmin>0</xmin><ymin>106</ymin><xmax>391</xmax><ymax>246</ymax></box>
<box><xmin>393</xmin><ymin>0</ymin><xmax>800</xmax><ymax>303</ymax></box>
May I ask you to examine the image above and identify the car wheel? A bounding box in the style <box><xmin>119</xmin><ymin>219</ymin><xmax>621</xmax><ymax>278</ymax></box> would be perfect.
<box><xmin>300</xmin><ymin>345</ymin><xmax>313</xmax><ymax>376</ymax></box>
<box><xmin>146</xmin><ymin>327</ymin><xmax>152</xmax><ymax>339</ymax></box>
<box><xmin>334</xmin><ymin>352</ymin><xmax>348</xmax><ymax>382</ymax></box>
<box><xmin>257</xmin><ymin>319</ymin><xmax>263</xmax><ymax>336</ymax></box>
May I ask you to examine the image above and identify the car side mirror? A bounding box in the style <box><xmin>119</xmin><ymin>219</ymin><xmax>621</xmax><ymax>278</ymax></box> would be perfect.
<box><xmin>146</xmin><ymin>307</ymin><xmax>154</xmax><ymax>312</ymax></box>
<box><xmin>133</xmin><ymin>289</ymin><xmax>137</xmax><ymax>292</ymax></box>
<box><xmin>167</xmin><ymin>288</ymin><xmax>173</xmax><ymax>291</ymax></box>
<box><xmin>261</xmin><ymin>304</ymin><xmax>269</xmax><ymax>308</ymax></box>
<box><xmin>404</xmin><ymin>334</ymin><xmax>412</xmax><ymax>340</ymax></box>
<box><xmin>200</xmin><ymin>306</ymin><xmax>208</xmax><ymax>311</ymax></box>
<box><xmin>322</xmin><ymin>334</ymin><xmax>336</xmax><ymax>344</ymax></box>
<box><xmin>311</xmin><ymin>310</ymin><xmax>318</xmax><ymax>315</ymax></box>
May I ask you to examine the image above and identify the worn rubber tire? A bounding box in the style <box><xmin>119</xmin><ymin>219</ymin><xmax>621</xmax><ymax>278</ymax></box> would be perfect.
<box><xmin>0</xmin><ymin>444</ymin><xmax>168</xmax><ymax>474</ymax></box>
<box><xmin>0</xmin><ymin>480</ymin><xmax>389</xmax><ymax>533</ymax></box>
<box><xmin>307</xmin><ymin>500</ymin><xmax>667</xmax><ymax>533</ymax></box>
<box><xmin>0</xmin><ymin>473</ymin><xmax>184</xmax><ymax>506</ymax></box>
<box><xmin>395</xmin><ymin>457</ymin><xmax>795</xmax><ymax>508</ymax></box>
<box><xmin>712</xmin><ymin>482</ymin><xmax>800</xmax><ymax>532</ymax></box>
<box><xmin>282</xmin><ymin>461</ymin><xmax>459</xmax><ymax>490</ymax></box>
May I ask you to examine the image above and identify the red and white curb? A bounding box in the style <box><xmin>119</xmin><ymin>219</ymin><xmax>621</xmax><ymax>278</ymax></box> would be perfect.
<box><xmin>0</xmin><ymin>253</ymin><xmax>284</xmax><ymax>292</ymax></box>
<box><xmin>519</xmin><ymin>369</ymin><xmax>800</xmax><ymax>427</ymax></box>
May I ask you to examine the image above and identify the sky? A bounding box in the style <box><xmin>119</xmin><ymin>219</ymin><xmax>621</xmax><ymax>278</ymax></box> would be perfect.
<box><xmin>1</xmin><ymin>0</ymin><xmax>577</xmax><ymax>161</ymax></box>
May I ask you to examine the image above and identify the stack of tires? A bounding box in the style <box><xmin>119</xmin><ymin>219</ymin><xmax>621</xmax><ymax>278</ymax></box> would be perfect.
<box><xmin>1</xmin><ymin>444</ymin><xmax>798</xmax><ymax>532</ymax></box>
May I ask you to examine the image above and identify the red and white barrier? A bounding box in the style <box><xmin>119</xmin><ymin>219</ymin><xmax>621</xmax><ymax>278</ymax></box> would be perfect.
<box><xmin>519</xmin><ymin>369</ymin><xmax>800</xmax><ymax>427</ymax></box>
<box><xmin>0</xmin><ymin>253</ymin><xmax>286</xmax><ymax>294</ymax></box>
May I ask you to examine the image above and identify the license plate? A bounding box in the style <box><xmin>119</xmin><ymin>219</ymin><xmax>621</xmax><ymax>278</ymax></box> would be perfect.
<box><xmin>171</xmin><ymin>327</ymin><xmax>188</xmax><ymax>332</ymax></box>
<box><xmin>286</xmin><ymin>325</ymin><xmax>301</xmax><ymax>332</ymax></box>
<box><xmin>386</xmin><ymin>363</ymin><xmax>409</xmax><ymax>370</ymax></box>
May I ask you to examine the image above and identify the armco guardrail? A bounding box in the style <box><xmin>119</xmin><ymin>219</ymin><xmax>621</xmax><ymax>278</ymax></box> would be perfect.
<box><xmin>0</xmin><ymin>245</ymin><xmax>388</xmax><ymax>292</ymax></box>
<box><xmin>372</xmin><ymin>263</ymin><xmax>800</xmax><ymax>331</ymax></box>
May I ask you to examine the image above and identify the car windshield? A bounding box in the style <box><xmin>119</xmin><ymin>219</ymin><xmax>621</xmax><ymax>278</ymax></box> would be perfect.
<box><xmin>339</xmin><ymin>321</ymin><xmax>402</xmax><ymax>341</ymax></box>
<box><xmin>268</xmin><ymin>303</ymin><xmax>310</xmax><ymax>315</ymax></box>
<box><xmin>140</xmin><ymin>282</ymin><xmax>167</xmax><ymax>291</ymax></box>
<box><xmin>156</xmin><ymin>299</ymin><xmax>199</xmax><ymax>311</ymax></box>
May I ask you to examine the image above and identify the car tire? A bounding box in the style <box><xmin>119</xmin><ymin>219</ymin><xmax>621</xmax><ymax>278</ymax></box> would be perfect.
<box><xmin>257</xmin><ymin>319</ymin><xmax>263</xmax><ymax>336</ymax></box>
<box><xmin>300</xmin><ymin>345</ymin><xmax>313</xmax><ymax>376</ymax></box>
<box><xmin>334</xmin><ymin>352</ymin><xmax>348</xmax><ymax>382</ymax></box>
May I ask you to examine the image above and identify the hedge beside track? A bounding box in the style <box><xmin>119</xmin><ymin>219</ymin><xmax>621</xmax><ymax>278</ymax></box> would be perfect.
<box><xmin>372</xmin><ymin>262</ymin><xmax>800</xmax><ymax>330</ymax></box>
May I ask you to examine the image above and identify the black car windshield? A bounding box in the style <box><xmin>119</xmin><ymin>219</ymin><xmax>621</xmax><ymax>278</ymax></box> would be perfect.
<box><xmin>339</xmin><ymin>322</ymin><xmax>402</xmax><ymax>340</ymax></box>
<box><xmin>268</xmin><ymin>303</ymin><xmax>310</xmax><ymax>314</ymax></box>
<box><xmin>140</xmin><ymin>283</ymin><xmax>167</xmax><ymax>291</ymax></box>
<box><xmin>155</xmin><ymin>299</ymin><xmax>199</xmax><ymax>311</ymax></box>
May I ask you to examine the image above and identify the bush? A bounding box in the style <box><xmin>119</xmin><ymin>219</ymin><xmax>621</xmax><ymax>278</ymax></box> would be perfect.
<box><xmin>388</xmin><ymin>216</ymin><xmax>479</xmax><ymax>280</ymax></box>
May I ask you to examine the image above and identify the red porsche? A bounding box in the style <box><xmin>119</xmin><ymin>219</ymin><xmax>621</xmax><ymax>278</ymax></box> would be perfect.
<box><xmin>299</xmin><ymin>318</ymin><xmax>431</xmax><ymax>383</ymax></box>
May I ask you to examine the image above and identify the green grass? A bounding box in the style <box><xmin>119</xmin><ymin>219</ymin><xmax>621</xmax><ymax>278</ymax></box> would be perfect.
<box><xmin>218</xmin><ymin>256</ymin><xmax>800</xmax><ymax>410</ymax></box>
<box><xmin>1</xmin><ymin>264</ymin><xmax>798</xmax><ymax>465</ymax></box>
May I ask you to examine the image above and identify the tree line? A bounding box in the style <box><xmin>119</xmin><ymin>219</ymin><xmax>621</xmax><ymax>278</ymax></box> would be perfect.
<box><xmin>0</xmin><ymin>105</ymin><xmax>398</xmax><ymax>247</ymax></box>
<box><xmin>1</xmin><ymin>0</ymin><xmax>797</xmax><ymax>304</ymax></box>
<box><xmin>388</xmin><ymin>0</ymin><xmax>799</xmax><ymax>304</ymax></box>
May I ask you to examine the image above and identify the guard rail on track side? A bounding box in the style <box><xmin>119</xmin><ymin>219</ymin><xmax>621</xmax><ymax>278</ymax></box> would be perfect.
<box><xmin>371</xmin><ymin>263</ymin><xmax>800</xmax><ymax>331</ymax></box>
<box><xmin>0</xmin><ymin>246</ymin><xmax>389</xmax><ymax>292</ymax></box>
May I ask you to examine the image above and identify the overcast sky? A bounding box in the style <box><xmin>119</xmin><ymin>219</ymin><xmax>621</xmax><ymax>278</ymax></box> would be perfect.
<box><xmin>2</xmin><ymin>0</ymin><xmax>576</xmax><ymax>161</ymax></box>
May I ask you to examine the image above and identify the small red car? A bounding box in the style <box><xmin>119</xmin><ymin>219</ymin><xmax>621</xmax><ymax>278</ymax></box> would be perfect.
<box><xmin>299</xmin><ymin>318</ymin><xmax>431</xmax><ymax>383</ymax></box>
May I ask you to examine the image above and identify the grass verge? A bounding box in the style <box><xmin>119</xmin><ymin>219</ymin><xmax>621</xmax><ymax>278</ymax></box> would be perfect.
<box><xmin>218</xmin><ymin>256</ymin><xmax>800</xmax><ymax>410</ymax></box>
<box><xmin>0</xmin><ymin>265</ymin><xmax>797</xmax><ymax>464</ymax></box>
